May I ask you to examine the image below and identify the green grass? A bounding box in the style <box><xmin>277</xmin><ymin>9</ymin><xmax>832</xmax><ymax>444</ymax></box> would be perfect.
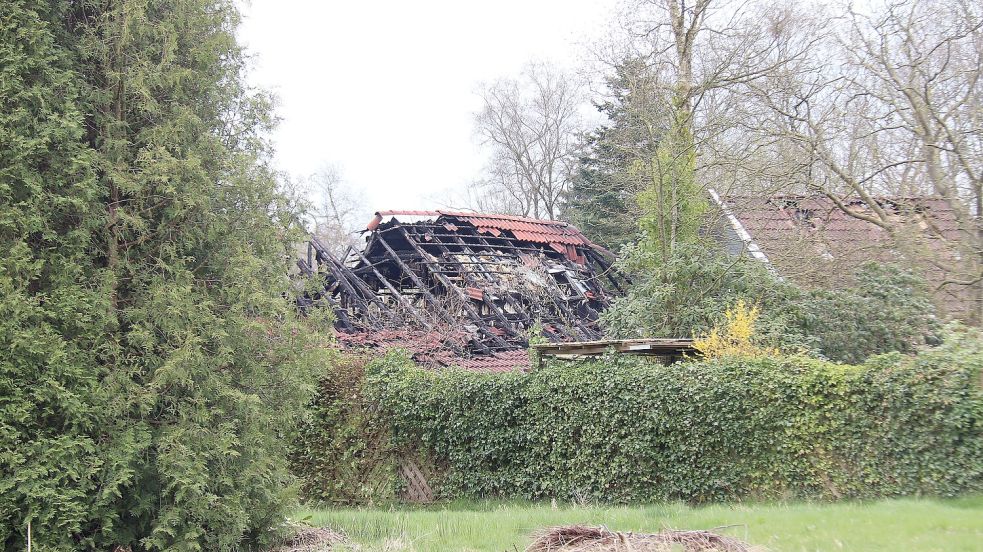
<box><xmin>298</xmin><ymin>495</ymin><xmax>983</xmax><ymax>551</ymax></box>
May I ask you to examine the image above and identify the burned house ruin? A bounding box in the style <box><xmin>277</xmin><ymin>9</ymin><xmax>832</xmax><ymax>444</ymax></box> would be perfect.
<box><xmin>297</xmin><ymin>210</ymin><xmax>629</xmax><ymax>370</ymax></box>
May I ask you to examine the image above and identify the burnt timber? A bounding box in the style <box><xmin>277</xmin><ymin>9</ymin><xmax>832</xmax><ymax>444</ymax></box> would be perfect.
<box><xmin>532</xmin><ymin>338</ymin><xmax>696</xmax><ymax>368</ymax></box>
<box><xmin>297</xmin><ymin>210</ymin><xmax>630</xmax><ymax>366</ymax></box>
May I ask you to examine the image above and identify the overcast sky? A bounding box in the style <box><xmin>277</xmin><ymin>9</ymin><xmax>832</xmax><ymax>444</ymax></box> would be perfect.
<box><xmin>237</xmin><ymin>0</ymin><xmax>617</xmax><ymax>214</ymax></box>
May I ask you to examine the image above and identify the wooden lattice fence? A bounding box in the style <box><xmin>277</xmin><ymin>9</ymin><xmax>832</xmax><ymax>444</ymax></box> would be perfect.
<box><xmin>398</xmin><ymin>452</ymin><xmax>436</xmax><ymax>503</ymax></box>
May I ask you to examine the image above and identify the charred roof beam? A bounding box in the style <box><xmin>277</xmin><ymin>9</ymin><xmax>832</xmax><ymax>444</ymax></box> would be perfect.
<box><xmin>374</xmin><ymin>228</ymin><xmax>497</xmax><ymax>354</ymax></box>
<box><xmin>392</xmin><ymin>225</ymin><xmax>514</xmax><ymax>350</ymax></box>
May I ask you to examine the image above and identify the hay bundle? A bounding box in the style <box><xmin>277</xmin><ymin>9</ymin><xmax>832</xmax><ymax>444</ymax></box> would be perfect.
<box><xmin>273</xmin><ymin>526</ymin><xmax>347</xmax><ymax>552</ymax></box>
<box><xmin>526</xmin><ymin>525</ymin><xmax>755</xmax><ymax>552</ymax></box>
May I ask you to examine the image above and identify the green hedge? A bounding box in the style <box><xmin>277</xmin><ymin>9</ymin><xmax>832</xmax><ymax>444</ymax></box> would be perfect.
<box><xmin>364</xmin><ymin>327</ymin><xmax>983</xmax><ymax>503</ymax></box>
<box><xmin>290</xmin><ymin>354</ymin><xmax>398</xmax><ymax>504</ymax></box>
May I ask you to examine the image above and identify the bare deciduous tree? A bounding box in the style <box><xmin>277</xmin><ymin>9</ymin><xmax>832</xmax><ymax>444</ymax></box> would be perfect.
<box><xmin>757</xmin><ymin>0</ymin><xmax>983</xmax><ymax>319</ymax></box>
<box><xmin>473</xmin><ymin>62</ymin><xmax>584</xmax><ymax>220</ymax></box>
<box><xmin>588</xmin><ymin>0</ymin><xmax>820</xmax><ymax>256</ymax></box>
<box><xmin>306</xmin><ymin>165</ymin><xmax>367</xmax><ymax>257</ymax></box>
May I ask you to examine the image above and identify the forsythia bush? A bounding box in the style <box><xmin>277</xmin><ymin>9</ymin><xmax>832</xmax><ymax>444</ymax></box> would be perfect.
<box><xmin>361</xmin><ymin>326</ymin><xmax>983</xmax><ymax>503</ymax></box>
<box><xmin>693</xmin><ymin>300</ymin><xmax>778</xmax><ymax>359</ymax></box>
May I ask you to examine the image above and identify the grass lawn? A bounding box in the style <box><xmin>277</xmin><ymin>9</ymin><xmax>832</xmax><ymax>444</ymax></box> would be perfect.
<box><xmin>298</xmin><ymin>495</ymin><xmax>983</xmax><ymax>551</ymax></box>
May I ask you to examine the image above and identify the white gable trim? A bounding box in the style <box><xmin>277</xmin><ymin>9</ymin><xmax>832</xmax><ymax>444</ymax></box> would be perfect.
<box><xmin>708</xmin><ymin>189</ymin><xmax>775</xmax><ymax>270</ymax></box>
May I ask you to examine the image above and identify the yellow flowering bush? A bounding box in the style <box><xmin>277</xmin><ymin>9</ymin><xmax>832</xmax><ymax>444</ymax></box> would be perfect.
<box><xmin>694</xmin><ymin>299</ymin><xmax>779</xmax><ymax>359</ymax></box>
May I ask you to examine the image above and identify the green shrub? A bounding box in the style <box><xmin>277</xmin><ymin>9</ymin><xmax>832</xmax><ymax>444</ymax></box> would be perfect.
<box><xmin>603</xmin><ymin>243</ymin><xmax>939</xmax><ymax>363</ymax></box>
<box><xmin>794</xmin><ymin>263</ymin><xmax>941</xmax><ymax>363</ymax></box>
<box><xmin>363</xmin><ymin>326</ymin><xmax>983</xmax><ymax>503</ymax></box>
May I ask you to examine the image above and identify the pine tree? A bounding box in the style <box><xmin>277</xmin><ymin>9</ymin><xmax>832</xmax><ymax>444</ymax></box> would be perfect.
<box><xmin>565</xmin><ymin>59</ymin><xmax>660</xmax><ymax>251</ymax></box>
<box><xmin>1</xmin><ymin>1</ymin><xmax>327</xmax><ymax>549</ymax></box>
<box><xmin>566</xmin><ymin>128</ymin><xmax>638</xmax><ymax>250</ymax></box>
<box><xmin>567</xmin><ymin>57</ymin><xmax>707</xmax><ymax>259</ymax></box>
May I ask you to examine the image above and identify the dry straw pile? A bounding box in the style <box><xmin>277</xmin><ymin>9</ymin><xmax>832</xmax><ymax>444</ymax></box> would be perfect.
<box><xmin>526</xmin><ymin>525</ymin><xmax>756</xmax><ymax>552</ymax></box>
<box><xmin>272</xmin><ymin>526</ymin><xmax>347</xmax><ymax>552</ymax></box>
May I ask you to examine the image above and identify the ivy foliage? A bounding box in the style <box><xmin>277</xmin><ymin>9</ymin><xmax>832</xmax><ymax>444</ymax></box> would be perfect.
<box><xmin>1</xmin><ymin>1</ymin><xmax>328</xmax><ymax>550</ymax></box>
<box><xmin>290</xmin><ymin>354</ymin><xmax>398</xmax><ymax>505</ymax></box>
<box><xmin>603</xmin><ymin>243</ymin><xmax>939</xmax><ymax>363</ymax></box>
<box><xmin>364</xmin><ymin>326</ymin><xmax>983</xmax><ymax>503</ymax></box>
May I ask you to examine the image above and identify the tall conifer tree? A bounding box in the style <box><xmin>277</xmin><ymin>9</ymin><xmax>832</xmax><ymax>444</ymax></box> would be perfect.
<box><xmin>1</xmin><ymin>1</ymin><xmax>326</xmax><ymax>549</ymax></box>
<box><xmin>1</xmin><ymin>2</ymin><xmax>112</xmax><ymax>547</ymax></box>
<box><xmin>566</xmin><ymin>59</ymin><xmax>653</xmax><ymax>250</ymax></box>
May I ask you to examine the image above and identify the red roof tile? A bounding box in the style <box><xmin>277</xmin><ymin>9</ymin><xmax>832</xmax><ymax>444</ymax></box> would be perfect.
<box><xmin>722</xmin><ymin>194</ymin><xmax>969</xmax><ymax>317</ymax></box>
<box><xmin>373</xmin><ymin>210</ymin><xmax>599</xmax><ymax>250</ymax></box>
<box><xmin>336</xmin><ymin>329</ymin><xmax>530</xmax><ymax>373</ymax></box>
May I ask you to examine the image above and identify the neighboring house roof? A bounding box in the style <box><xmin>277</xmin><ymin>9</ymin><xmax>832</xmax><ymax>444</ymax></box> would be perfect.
<box><xmin>298</xmin><ymin>210</ymin><xmax>629</xmax><ymax>372</ymax></box>
<box><xmin>713</xmin><ymin>193</ymin><xmax>970</xmax><ymax>317</ymax></box>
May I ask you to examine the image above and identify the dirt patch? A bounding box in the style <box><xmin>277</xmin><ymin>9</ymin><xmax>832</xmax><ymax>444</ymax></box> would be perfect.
<box><xmin>526</xmin><ymin>525</ymin><xmax>757</xmax><ymax>552</ymax></box>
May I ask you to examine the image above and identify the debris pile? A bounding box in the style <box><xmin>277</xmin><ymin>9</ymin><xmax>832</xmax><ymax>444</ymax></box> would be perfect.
<box><xmin>271</xmin><ymin>526</ymin><xmax>347</xmax><ymax>552</ymax></box>
<box><xmin>526</xmin><ymin>525</ymin><xmax>755</xmax><ymax>552</ymax></box>
<box><xmin>298</xmin><ymin>211</ymin><xmax>628</xmax><ymax>371</ymax></box>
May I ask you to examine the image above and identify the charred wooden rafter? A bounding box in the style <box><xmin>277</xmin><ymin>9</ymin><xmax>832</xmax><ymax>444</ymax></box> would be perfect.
<box><xmin>298</xmin><ymin>211</ymin><xmax>629</xmax><ymax>359</ymax></box>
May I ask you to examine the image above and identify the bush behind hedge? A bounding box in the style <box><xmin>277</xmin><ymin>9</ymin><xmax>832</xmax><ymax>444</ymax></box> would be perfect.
<box><xmin>365</xmin><ymin>326</ymin><xmax>983</xmax><ymax>503</ymax></box>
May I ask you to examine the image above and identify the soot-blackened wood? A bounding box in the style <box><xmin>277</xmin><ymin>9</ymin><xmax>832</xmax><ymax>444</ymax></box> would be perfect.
<box><xmin>351</xmin><ymin>248</ymin><xmax>434</xmax><ymax>330</ymax></box>
<box><xmin>299</xmin><ymin>212</ymin><xmax>623</xmax><ymax>357</ymax></box>
<box><xmin>311</xmin><ymin>238</ymin><xmax>390</xmax><ymax>326</ymax></box>
<box><xmin>585</xmin><ymin>248</ymin><xmax>631</xmax><ymax>294</ymax></box>
<box><xmin>378</xmin><ymin>226</ymin><xmax>547</xmax><ymax>255</ymax></box>
<box><xmin>312</xmin><ymin>240</ymin><xmax>381</xmax><ymax>305</ymax></box>
<box><xmin>297</xmin><ymin>258</ymin><xmax>314</xmax><ymax>276</ymax></box>
<box><xmin>373</xmin><ymin>233</ymin><xmax>457</xmax><ymax>326</ymax></box>
<box><xmin>454</xmin><ymin>228</ymin><xmax>580</xmax><ymax>341</ymax></box>
<box><xmin>426</xmin><ymin>241</ymin><xmax>525</xmax><ymax>341</ymax></box>
<box><xmin>458</xmin><ymin>224</ymin><xmax>604</xmax><ymax>341</ymax></box>
<box><xmin>313</xmin><ymin>248</ymin><xmax>366</xmax><ymax>309</ymax></box>
<box><xmin>374</xmin><ymin>230</ymin><xmax>494</xmax><ymax>354</ymax></box>
<box><xmin>433</xmin><ymin>229</ymin><xmax>568</xmax><ymax>342</ymax></box>
<box><xmin>395</xmin><ymin>226</ymin><xmax>513</xmax><ymax>351</ymax></box>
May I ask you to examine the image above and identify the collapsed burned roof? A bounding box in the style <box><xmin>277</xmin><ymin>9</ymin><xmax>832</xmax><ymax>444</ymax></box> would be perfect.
<box><xmin>297</xmin><ymin>210</ymin><xmax>628</xmax><ymax>368</ymax></box>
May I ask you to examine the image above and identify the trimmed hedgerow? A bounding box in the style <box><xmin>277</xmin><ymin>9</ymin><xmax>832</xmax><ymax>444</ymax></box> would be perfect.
<box><xmin>364</xmin><ymin>326</ymin><xmax>983</xmax><ymax>503</ymax></box>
